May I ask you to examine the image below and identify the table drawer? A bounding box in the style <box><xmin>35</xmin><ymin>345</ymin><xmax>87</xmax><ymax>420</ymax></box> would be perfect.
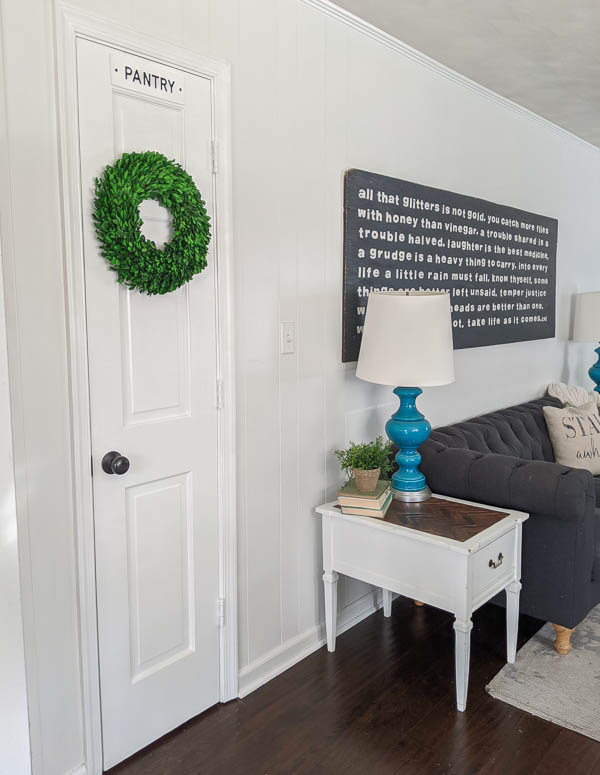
<box><xmin>472</xmin><ymin>529</ymin><xmax>516</xmax><ymax>600</ymax></box>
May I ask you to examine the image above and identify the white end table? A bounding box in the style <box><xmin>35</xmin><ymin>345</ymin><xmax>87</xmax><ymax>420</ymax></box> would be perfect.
<box><xmin>316</xmin><ymin>493</ymin><xmax>528</xmax><ymax>711</ymax></box>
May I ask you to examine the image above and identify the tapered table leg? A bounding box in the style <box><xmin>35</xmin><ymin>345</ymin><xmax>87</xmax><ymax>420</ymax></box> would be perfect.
<box><xmin>323</xmin><ymin>571</ymin><xmax>339</xmax><ymax>652</ymax></box>
<box><xmin>454</xmin><ymin>618</ymin><xmax>473</xmax><ymax>711</ymax></box>
<box><xmin>383</xmin><ymin>589</ymin><xmax>392</xmax><ymax>618</ymax></box>
<box><xmin>506</xmin><ymin>581</ymin><xmax>521</xmax><ymax>663</ymax></box>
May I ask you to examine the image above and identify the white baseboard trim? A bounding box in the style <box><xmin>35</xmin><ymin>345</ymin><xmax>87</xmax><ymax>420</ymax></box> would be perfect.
<box><xmin>238</xmin><ymin>588</ymin><xmax>383</xmax><ymax>698</ymax></box>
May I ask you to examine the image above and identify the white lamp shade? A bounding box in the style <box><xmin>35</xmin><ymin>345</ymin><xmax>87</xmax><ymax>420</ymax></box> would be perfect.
<box><xmin>356</xmin><ymin>291</ymin><xmax>455</xmax><ymax>387</ymax></box>
<box><xmin>572</xmin><ymin>291</ymin><xmax>600</xmax><ymax>342</ymax></box>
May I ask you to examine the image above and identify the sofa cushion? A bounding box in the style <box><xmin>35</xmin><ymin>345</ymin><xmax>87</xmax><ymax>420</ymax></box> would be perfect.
<box><xmin>594</xmin><ymin>510</ymin><xmax>600</xmax><ymax>583</ymax></box>
<box><xmin>427</xmin><ymin>397</ymin><xmax>562</xmax><ymax>462</ymax></box>
<box><xmin>593</xmin><ymin>477</ymin><xmax>600</xmax><ymax>507</ymax></box>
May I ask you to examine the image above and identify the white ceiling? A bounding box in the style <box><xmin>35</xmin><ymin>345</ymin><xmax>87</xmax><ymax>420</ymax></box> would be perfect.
<box><xmin>333</xmin><ymin>0</ymin><xmax>600</xmax><ymax>147</ymax></box>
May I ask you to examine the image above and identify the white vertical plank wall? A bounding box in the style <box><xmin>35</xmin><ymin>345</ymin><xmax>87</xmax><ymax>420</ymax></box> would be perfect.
<box><xmin>0</xmin><ymin>15</ymin><xmax>32</xmax><ymax>769</ymax></box>
<box><xmin>1</xmin><ymin>0</ymin><xmax>600</xmax><ymax>772</ymax></box>
<box><xmin>276</xmin><ymin>0</ymin><xmax>302</xmax><ymax>650</ymax></box>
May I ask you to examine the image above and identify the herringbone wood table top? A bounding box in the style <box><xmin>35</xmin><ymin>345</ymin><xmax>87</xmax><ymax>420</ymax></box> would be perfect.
<box><xmin>384</xmin><ymin>497</ymin><xmax>509</xmax><ymax>542</ymax></box>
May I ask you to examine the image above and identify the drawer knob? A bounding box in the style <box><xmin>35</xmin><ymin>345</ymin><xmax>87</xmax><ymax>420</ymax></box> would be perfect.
<box><xmin>489</xmin><ymin>552</ymin><xmax>504</xmax><ymax>570</ymax></box>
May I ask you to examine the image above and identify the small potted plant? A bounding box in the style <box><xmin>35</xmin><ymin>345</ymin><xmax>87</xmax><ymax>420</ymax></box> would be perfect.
<box><xmin>334</xmin><ymin>435</ymin><xmax>394</xmax><ymax>492</ymax></box>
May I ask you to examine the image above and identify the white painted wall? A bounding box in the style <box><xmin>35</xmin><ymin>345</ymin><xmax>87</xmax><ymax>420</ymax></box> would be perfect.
<box><xmin>0</xmin><ymin>13</ymin><xmax>32</xmax><ymax>774</ymax></box>
<box><xmin>1</xmin><ymin>0</ymin><xmax>600</xmax><ymax>773</ymax></box>
<box><xmin>0</xmin><ymin>216</ymin><xmax>32</xmax><ymax>775</ymax></box>
<box><xmin>0</xmin><ymin>247</ymin><xmax>31</xmax><ymax>775</ymax></box>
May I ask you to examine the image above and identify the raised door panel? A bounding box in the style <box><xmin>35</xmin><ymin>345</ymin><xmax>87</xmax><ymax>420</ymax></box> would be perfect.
<box><xmin>112</xmin><ymin>90</ymin><xmax>184</xmax><ymax>161</ymax></box>
<box><xmin>126</xmin><ymin>473</ymin><xmax>194</xmax><ymax>681</ymax></box>
<box><xmin>120</xmin><ymin>287</ymin><xmax>191</xmax><ymax>424</ymax></box>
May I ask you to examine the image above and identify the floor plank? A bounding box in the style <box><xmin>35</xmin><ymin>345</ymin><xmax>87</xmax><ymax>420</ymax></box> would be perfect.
<box><xmin>534</xmin><ymin>729</ymin><xmax>600</xmax><ymax>775</ymax></box>
<box><xmin>108</xmin><ymin>598</ymin><xmax>600</xmax><ymax>775</ymax></box>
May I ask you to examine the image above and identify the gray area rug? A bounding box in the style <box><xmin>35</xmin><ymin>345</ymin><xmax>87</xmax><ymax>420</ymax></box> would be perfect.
<box><xmin>486</xmin><ymin>605</ymin><xmax>600</xmax><ymax>741</ymax></box>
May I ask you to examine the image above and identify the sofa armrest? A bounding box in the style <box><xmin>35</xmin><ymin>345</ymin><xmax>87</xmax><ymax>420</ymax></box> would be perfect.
<box><xmin>420</xmin><ymin>442</ymin><xmax>599</xmax><ymax>628</ymax></box>
<box><xmin>420</xmin><ymin>443</ymin><xmax>595</xmax><ymax>522</ymax></box>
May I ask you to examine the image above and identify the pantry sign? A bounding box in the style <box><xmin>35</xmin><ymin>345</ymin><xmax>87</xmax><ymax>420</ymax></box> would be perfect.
<box><xmin>111</xmin><ymin>52</ymin><xmax>184</xmax><ymax>104</ymax></box>
<box><xmin>342</xmin><ymin>168</ymin><xmax>557</xmax><ymax>362</ymax></box>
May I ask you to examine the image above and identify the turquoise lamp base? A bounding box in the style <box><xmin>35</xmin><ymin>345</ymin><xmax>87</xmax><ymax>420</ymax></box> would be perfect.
<box><xmin>385</xmin><ymin>387</ymin><xmax>432</xmax><ymax>502</ymax></box>
<box><xmin>589</xmin><ymin>345</ymin><xmax>600</xmax><ymax>394</ymax></box>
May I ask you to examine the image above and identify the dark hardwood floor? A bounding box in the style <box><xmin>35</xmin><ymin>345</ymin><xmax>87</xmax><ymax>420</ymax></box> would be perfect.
<box><xmin>109</xmin><ymin>597</ymin><xmax>600</xmax><ymax>775</ymax></box>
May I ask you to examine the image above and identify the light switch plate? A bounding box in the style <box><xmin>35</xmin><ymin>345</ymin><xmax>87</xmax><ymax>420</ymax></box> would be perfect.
<box><xmin>280</xmin><ymin>321</ymin><xmax>296</xmax><ymax>354</ymax></box>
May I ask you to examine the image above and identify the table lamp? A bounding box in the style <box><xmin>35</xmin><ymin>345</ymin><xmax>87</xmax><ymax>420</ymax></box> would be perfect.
<box><xmin>572</xmin><ymin>291</ymin><xmax>600</xmax><ymax>393</ymax></box>
<box><xmin>356</xmin><ymin>291</ymin><xmax>455</xmax><ymax>502</ymax></box>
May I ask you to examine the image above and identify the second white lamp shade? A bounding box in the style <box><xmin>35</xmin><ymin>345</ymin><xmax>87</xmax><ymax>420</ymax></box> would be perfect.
<box><xmin>572</xmin><ymin>291</ymin><xmax>600</xmax><ymax>343</ymax></box>
<box><xmin>356</xmin><ymin>291</ymin><xmax>455</xmax><ymax>387</ymax></box>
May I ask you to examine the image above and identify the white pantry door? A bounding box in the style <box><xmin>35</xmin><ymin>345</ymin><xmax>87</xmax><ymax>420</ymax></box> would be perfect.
<box><xmin>76</xmin><ymin>39</ymin><xmax>220</xmax><ymax>769</ymax></box>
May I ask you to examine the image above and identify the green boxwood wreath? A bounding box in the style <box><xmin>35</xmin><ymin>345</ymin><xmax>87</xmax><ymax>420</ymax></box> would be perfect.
<box><xmin>93</xmin><ymin>151</ymin><xmax>211</xmax><ymax>295</ymax></box>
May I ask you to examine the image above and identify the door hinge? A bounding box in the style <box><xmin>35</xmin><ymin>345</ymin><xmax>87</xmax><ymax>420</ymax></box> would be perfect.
<box><xmin>211</xmin><ymin>140</ymin><xmax>218</xmax><ymax>174</ymax></box>
<box><xmin>216</xmin><ymin>377</ymin><xmax>224</xmax><ymax>410</ymax></box>
<box><xmin>217</xmin><ymin>597</ymin><xmax>225</xmax><ymax>628</ymax></box>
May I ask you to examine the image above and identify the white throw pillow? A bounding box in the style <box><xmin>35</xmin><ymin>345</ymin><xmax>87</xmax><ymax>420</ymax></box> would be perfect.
<box><xmin>543</xmin><ymin>401</ymin><xmax>600</xmax><ymax>475</ymax></box>
<box><xmin>547</xmin><ymin>381</ymin><xmax>600</xmax><ymax>409</ymax></box>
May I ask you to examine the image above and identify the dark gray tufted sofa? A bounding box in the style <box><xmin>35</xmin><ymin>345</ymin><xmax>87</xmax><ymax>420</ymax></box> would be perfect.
<box><xmin>420</xmin><ymin>396</ymin><xmax>600</xmax><ymax>649</ymax></box>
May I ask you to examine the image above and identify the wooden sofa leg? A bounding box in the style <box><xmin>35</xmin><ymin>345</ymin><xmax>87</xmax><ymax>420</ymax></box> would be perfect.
<box><xmin>552</xmin><ymin>623</ymin><xmax>575</xmax><ymax>655</ymax></box>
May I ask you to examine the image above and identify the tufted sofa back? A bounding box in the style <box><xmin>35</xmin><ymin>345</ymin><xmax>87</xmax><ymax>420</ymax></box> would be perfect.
<box><xmin>425</xmin><ymin>396</ymin><xmax>563</xmax><ymax>462</ymax></box>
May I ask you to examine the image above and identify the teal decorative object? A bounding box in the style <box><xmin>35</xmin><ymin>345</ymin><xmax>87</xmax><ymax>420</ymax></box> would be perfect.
<box><xmin>355</xmin><ymin>291</ymin><xmax>455</xmax><ymax>502</ymax></box>
<box><xmin>573</xmin><ymin>292</ymin><xmax>600</xmax><ymax>393</ymax></box>
<box><xmin>385</xmin><ymin>387</ymin><xmax>432</xmax><ymax>500</ymax></box>
<box><xmin>589</xmin><ymin>347</ymin><xmax>600</xmax><ymax>394</ymax></box>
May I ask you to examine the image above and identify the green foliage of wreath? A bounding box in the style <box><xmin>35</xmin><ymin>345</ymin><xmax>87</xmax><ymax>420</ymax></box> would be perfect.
<box><xmin>93</xmin><ymin>151</ymin><xmax>211</xmax><ymax>295</ymax></box>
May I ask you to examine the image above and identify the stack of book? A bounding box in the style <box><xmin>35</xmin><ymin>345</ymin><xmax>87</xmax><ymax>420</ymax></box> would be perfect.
<box><xmin>336</xmin><ymin>478</ymin><xmax>392</xmax><ymax>519</ymax></box>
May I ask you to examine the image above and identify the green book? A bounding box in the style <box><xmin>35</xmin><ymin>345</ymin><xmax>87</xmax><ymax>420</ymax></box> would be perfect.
<box><xmin>340</xmin><ymin>491</ymin><xmax>393</xmax><ymax>519</ymax></box>
<box><xmin>337</xmin><ymin>478</ymin><xmax>390</xmax><ymax>501</ymax></box>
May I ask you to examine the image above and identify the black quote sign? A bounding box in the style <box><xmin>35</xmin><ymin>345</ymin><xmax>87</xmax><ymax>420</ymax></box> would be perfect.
<box><xmin>343</xmin><ymin>169</ymin><xmax>558</xmax><ymax>362</ymax></box>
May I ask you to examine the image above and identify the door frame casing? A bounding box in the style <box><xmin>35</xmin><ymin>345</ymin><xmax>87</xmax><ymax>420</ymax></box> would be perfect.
<box><xmin>55</xmin><ymin>4</ymin><xmax>238</xmax><ymax>773</ymax></box>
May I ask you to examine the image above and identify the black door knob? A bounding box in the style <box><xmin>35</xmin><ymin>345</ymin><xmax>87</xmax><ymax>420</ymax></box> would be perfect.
<box><xmin>102</xmin><ymin>451</ymin><xmax>130</xmax><ymax>475</ymax></box>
